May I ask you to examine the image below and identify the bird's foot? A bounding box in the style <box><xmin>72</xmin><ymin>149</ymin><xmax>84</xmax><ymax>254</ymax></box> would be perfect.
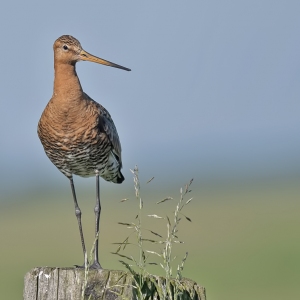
<box><xmin>74</xmin><ymin>260</ymin><xmax>102</xmax><ymax>269</ymax></box>
<box><xmin>89</xmin><ymin>261</ymin><xmax>102</xmax><ymax>270</ymax></box>
<box><xmin>74</xmin><ymin>263</ymin><xmax>86</xmax><ymax>269</ymax></box>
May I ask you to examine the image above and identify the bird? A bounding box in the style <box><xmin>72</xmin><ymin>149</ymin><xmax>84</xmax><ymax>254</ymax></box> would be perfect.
<box><xmin>37</xmin><ymin>35</ymin><xmax>131</xmax><ymax>269</ymax></box>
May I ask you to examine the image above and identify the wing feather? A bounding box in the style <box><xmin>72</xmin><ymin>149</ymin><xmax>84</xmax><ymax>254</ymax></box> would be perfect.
<box><xmin>101</xmin><ymin>112</ymin><xmax>122</xmax><ymax>165</ymax></box>
<box><xmin>84</xmin><ymin>93</ymin><xmax>122</xmax><ymax>166</ymax></box>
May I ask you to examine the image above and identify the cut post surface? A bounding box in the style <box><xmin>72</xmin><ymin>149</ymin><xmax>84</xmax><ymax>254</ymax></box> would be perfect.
<box><xmin>24</xmin><ymin>267</ymin><xmax>206</xmax><ymax>300</ymax></box>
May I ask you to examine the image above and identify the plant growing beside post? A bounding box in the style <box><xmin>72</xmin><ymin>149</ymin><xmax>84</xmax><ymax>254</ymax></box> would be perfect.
<box><xmin>112</xmin><ymin>166</ymin><xmax>194</xmax><ymax>299</ymax></box>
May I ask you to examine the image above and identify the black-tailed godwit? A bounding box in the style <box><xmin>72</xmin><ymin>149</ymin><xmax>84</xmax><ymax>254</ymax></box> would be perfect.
<box><xmin>38</xmin><ymin>35</ymin><xmax>130</xmax><ymax>269</ymax></box>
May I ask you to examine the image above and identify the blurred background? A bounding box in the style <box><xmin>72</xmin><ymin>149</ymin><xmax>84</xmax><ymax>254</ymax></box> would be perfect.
<box><xmin>0</xmin><ymin>1</ymin><xmax>299</xmax><ymax>299</ymax></box>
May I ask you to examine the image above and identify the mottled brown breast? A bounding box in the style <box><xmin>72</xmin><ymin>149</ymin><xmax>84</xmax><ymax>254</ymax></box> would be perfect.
<box><xmin>38</xmin><ymin>95</ymin><xmax>113</xmax><ymax>178</ymax></box>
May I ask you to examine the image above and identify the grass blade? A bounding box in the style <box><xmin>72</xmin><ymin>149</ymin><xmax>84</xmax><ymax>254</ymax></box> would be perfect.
<box><xmin>156</xmin><ymin>197</ymin><xmax>173</xmax><ymax>204</ymax></box>
<box><xmin>148</xmin><ymin>214</ymin><xmax>163</xmax><ymax>219</ymax></box>
<box><xmin>146</xmin><ymin>176</ymin><xmax>154</xmax><ymax>184</ymax></box>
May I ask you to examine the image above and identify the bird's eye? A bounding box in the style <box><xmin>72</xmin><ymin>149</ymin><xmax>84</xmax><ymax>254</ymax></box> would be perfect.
<box><xmin>63</xmin><ymin>45</ymin><xmax>68</xmax><ymax>51</ymax></box>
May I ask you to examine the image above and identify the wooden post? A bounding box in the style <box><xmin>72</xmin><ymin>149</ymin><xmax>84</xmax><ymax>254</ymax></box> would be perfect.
<box><xmin>24</xmin><ymin>267</ymin><xmax>206</xmax><ymax>300</ymax></box>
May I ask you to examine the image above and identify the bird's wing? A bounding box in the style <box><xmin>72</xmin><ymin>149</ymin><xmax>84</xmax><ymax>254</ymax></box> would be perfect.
<box><xmin>85</xmin><ymin>94</ymin><xmax>122</xmax><ymax>166</ymax></box>
<box><xmin>100</xmin><ymin>108</ymin><xmax>122</xmax><ymax>165</ymax></box>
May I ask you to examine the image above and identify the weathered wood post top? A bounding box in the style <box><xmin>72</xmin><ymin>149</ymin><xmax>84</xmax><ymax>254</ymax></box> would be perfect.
<box><xmin>24</xmin><ymin>267</ymin><xmax>206</xmax><ymax>300</ymax></box>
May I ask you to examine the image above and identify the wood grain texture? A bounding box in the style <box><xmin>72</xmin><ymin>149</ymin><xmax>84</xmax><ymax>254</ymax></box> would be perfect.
<box><xmin>23</xmin><ymin>267</ymin><xmax>206</xmax><ymax>300</ymax></box>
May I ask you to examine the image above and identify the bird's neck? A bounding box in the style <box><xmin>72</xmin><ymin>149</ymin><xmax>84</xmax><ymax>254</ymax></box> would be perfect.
<box><xmin>53</xmin><ymin>63</ymin><xmax>83</xmax><ymax>101</ymax></box>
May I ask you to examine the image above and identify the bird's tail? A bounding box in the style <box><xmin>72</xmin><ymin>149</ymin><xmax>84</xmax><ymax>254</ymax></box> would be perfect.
<box><xmin>116</xmin><ymin>171</ymin><xmax>125</xmax><ymax>184</ymax></box>
<box><xmin>101</xmin><ymin>151</ymin><xmax>125</xmax><ymax>183</ymax></box>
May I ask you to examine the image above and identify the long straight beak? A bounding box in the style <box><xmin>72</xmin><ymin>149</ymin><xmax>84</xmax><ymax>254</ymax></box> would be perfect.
<box><xmin>79</xmin><ymin>49</ymin><xmax>131</xmax><ymax>71</ymax></box>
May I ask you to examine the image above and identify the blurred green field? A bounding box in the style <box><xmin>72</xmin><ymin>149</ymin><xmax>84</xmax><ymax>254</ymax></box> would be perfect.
<box><xmin>0</xmin><ymin>177</ymin><xmax>299</xmax><ymax>299</ymax></box>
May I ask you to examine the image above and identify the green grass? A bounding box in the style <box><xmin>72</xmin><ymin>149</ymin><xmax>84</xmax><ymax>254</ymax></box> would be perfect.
<box><xmin>0</xmin><ymin>177</ymin><xmax>299</xmax><ymax>299</ymax></box>
<box><xmin>111</xmin><ymin>167</ymin><xmax>195</xmax><ymax>299</ymax></box>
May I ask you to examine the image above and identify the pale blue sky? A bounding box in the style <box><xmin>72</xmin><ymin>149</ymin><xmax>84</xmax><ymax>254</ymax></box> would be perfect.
<box><xmin>0</xmin><ymin>1</ymin><xmax>299</xmax><ymax>194</ymax></box>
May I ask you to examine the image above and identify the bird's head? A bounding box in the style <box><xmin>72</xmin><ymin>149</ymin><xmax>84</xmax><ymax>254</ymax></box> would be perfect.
<box><xmin>53</xmin><ymin>35</ymin><xmax>131</xmax><ymax>71</ymax></box>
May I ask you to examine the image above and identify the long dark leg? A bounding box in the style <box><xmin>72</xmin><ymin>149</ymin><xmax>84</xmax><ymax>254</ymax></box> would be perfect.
<box><xmin>90</xmin><ymin>171</ymin><xmax>102</xmax><ymax>269</ymax></box>
<box><xmin>69</xmin><ymin>177</ymin><xmax>87</xmax><ymax>267</ymax></box>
